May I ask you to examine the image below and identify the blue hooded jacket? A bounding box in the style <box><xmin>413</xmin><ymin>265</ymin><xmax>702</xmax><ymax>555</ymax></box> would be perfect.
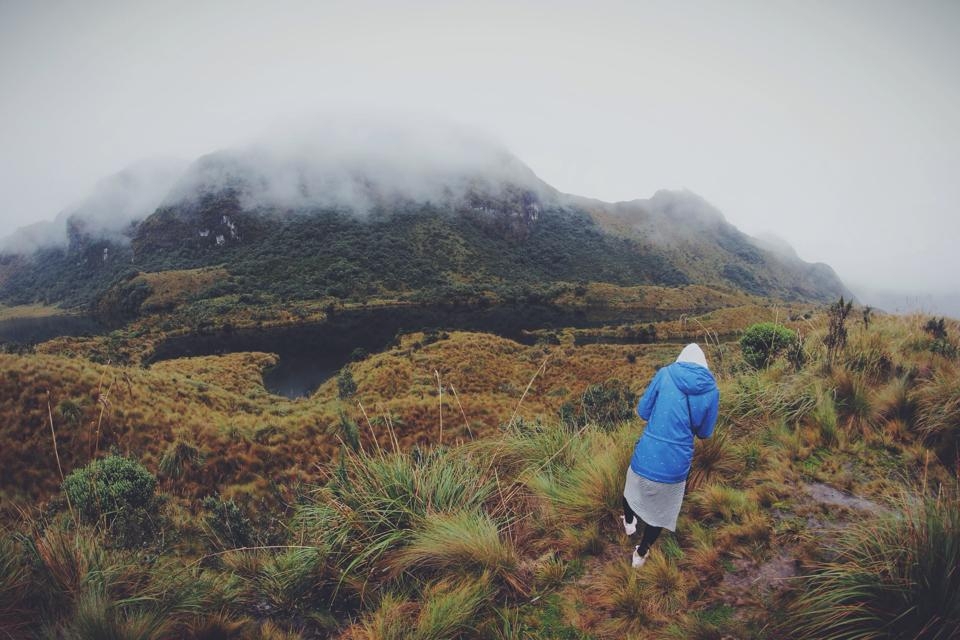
<box><xmin>630</xmin><ymin>357</ymin><xmax>720</xmax><ymax>483</ymax></box>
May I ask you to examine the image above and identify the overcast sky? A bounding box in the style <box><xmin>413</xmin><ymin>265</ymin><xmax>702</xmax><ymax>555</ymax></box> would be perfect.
<box><xmin>1</xmin><ymin>0</ymin><xmax>958</xmax><ymax>308</ymax></box>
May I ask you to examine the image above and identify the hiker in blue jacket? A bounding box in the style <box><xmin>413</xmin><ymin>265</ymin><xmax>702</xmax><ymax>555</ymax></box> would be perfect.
<box><xmin>622</xmin><ymin>343</ymin><xmax>719</xmax><ymax>567</ymax></box>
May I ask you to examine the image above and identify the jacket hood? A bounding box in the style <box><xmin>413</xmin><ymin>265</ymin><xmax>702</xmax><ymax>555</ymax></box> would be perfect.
<box><xmin>676</xmin><ymin>343</ymin><xmax>709</xmax><ymax>369</ymax></box>
<box><xmin>667</xmin><ymin>361</ymin><xmax>718</xmax><ymax>396</ymax></box>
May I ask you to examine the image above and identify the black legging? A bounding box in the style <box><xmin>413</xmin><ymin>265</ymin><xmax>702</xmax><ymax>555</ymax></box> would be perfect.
<box><xmin>622</xmin><ymin>496</ymin><xmax>662</xmax><ymax>555</ymax></box>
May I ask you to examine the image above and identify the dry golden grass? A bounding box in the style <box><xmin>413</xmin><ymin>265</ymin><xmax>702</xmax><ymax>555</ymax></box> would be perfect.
<box><xmin>3</xmin><ymin>309</ymin><xmax>960</xmax><ymax>638</ymax></box>
<box><xmin>0</xmin><ymin>350</ymin><xmax>328</xmax><ymax>503</ymax></box>
<box><xmin>0</xmin><ymin>303</ymin><xmax>66</xmax><ymax>320</ymax></box>
<box><xmin>551</xmin><ymin>282</ymin><xmax>757</xmax><ymax>311</ymax></box>
<box><xmin>136</xmin><ymin>267</ymin><xmax>229</xmax><ymax>312</ymax></box>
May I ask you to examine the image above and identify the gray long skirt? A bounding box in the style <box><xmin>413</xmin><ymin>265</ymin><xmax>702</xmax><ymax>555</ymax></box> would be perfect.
<box><xmin>623</xmin><ymin>468</ymin><xmax>686</xmax><ymax>531</ymax></box>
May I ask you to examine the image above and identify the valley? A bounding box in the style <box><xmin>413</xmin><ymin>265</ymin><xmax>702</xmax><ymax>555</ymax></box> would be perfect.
<box><xmin>0</xmin><ymin>142</ymin><xmax>954</xmax><ymax>639</ymax></box>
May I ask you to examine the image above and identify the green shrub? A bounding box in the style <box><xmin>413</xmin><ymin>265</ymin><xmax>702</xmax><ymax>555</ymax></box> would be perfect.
<box><xmin>337</xmin><ymin>368</ymin><xmax>357</xmax><ymax>400</ymax></box>
<box><xmin>739</xmin><ymin>322</ymin><xmax>797</xmax><ymax>369</ymax></box>
<box><xmin>63</xmin><ymin>454</ymin><xmax>157</xmax><ymax>518</ymax></box>
<box><xmin>62</xmin><ymin>454</ymin><xmax>160</xmax><ymax>547</ymax></box>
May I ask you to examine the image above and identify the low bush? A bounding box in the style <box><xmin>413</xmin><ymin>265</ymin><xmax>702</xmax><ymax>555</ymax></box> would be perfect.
<box><xmin>61</xmin><ymin>454</ymin><xmax>161</xmax><ymax>548</ymax></box>
<box><xmin>203</xmin><ymin>496</ymin><xmax>253</xmax><ymax>549</ymax></box>
<box><xmin>560</xmin><ymin>378</ymin><xmax>635</xmax><ymax>431</ymax></box>
<box><xmin>739</xmin><ymin>322</ymin><xmax>797</xmax><ymax>369</ymax></box>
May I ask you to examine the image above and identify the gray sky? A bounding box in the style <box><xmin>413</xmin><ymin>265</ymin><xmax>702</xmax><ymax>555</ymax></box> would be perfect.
<box><xmin>2</xmin><ymin>0</ymin><xmax>959</xmax><ymax>307</ymax></box>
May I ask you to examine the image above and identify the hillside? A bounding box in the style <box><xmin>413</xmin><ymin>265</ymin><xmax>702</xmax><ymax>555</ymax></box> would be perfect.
<box><xmin>1</xmin><ymin>310</ymin><xmax>957</xmax><ymax>638</ymax></box>
<box><xmin>0</xmin><ymin>137</ymin><xmax>850</xmax><ymax>316</ymax></box>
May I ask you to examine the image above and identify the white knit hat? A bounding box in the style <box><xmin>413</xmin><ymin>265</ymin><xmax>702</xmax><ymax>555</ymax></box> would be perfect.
<box><xmin>676</xmin><ymin>343</ymin><xmax>709</xmax><ymax>370</ymax></box>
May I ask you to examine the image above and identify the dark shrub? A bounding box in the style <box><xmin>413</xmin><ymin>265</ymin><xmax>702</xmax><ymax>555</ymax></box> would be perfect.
<box><xmin>561</xmin><ymin>379</ymin><xmax>635</xmax><ymax>431</ymax></box>
<box><xmin>202</xmin><ymin>496</ymin><xmax>253</xmax><ymax>549</ymax></box>
<box><xmin>337</xmin><ymin>368</ymin><xmax>357</xmax><ymax>400</ymax></box>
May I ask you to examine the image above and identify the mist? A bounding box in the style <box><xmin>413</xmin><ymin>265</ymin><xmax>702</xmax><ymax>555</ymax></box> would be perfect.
<box><xmin>0</xmin><ymin>157</ymin><xmax>186</xmax><ymax>254</ymax></box>
<box><xmin>1</xmin><ymin>1</ymin><xmax>958</xmax><ymax>309</ymax></box>
<box><xmin>166</xmin><ymin>113</ymin><xmax>551</xmax><ymax>213</ymax></box>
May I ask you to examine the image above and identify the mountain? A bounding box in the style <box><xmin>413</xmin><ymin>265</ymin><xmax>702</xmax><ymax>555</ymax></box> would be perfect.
<box><xmin>579</xmin><ymin>190</ymin><xmax>851</xmax><ymax>301</ymax></box>
<box><xmin>0</xmin><ymin>129</ymin><xmax>851</xmax><ymax>314</ymax></box>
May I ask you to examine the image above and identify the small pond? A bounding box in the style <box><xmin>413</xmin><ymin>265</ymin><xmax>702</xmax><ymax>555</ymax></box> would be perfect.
<box><xmin>149</xmin><ymin>303</ymin><xmax>663</xmax><ymax>398</ymax></box>
<box><xmin>0</xmin><ymin>314</ymin><xmax>108</xmax><ymax>345</ymax></box>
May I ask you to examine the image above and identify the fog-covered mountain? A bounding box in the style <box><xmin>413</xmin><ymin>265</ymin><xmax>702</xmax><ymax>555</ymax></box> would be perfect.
<box><xmin>0</xmin><ymin>122</ymin><xmax>851</xmax><ymax>311</ymax></box>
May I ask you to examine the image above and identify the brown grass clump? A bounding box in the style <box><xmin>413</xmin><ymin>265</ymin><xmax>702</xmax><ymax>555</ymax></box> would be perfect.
<box><xmin>389</xmin><ymin>511</ymin><xmax>522</xmax><ymax>594</ymax></box>
<box><xmin>912</xmin><ymin>363</ymin><xmax>960</xmax><ymax>466</ymax></box>
<box><xmin>688</xmin><ymin>430</ymin><xmax>740</xmax><ymax>493</ymax></box>
<box><xmin>586</xmin><ymin>553</ymin><xmax>693</xmax><ymax>636</ymax></box>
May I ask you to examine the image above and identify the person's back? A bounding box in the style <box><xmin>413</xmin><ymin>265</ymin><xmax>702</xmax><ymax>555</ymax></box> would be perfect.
<box><xmin>631</xmin><ymin>358</ymin><xmax>719</xmax><ymax>483</ymax></box>
<box><xmin>621</xmin><ymin>343</ymin><xmax>720</xmax><ymax>568</ymax></box>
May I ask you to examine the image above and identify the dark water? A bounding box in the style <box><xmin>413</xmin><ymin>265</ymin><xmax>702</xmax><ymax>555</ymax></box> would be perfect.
<box><xmin>0</xmin><ymin>315</ymin><xmax>107</xmax><ymax>344</ymax></box>
<box><xmin>149</xmin><ymin>303</ymin><xmax>661</xmax><ymax>398</ymax></box>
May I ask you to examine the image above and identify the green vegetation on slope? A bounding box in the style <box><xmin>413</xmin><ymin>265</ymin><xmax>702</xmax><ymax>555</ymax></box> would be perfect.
<box><xmin>1</xmin><ymin>202</ymin><xmax>690</xmax><ymax>312</ymax></box>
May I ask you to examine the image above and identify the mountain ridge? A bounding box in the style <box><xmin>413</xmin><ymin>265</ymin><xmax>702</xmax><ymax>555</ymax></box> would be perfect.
<box><xmin>0</xmin><ymin>137</ymin><xmax>852</xmax><ymax>313</ymax></box>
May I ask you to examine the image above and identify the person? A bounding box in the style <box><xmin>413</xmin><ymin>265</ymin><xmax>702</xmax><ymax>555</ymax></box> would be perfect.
<box><xmin>622</xmin><ymin>343</ymin><xmax>719</xmax><ymax>567</ymax></box>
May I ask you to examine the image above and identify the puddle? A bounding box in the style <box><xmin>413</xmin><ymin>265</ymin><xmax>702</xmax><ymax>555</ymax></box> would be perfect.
<box><xmin>805</xmin><ymin>482</ymin><xmax>886</xmax><ymax>514</ymax></box>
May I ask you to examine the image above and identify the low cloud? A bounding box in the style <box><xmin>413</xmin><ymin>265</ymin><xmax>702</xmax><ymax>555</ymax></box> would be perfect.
<box><xmin>0</xmin><ymin>157</ymin><xmax>187</xmax><ymax>254</ymax></box>
<box><xmin>1</xmin><ymin>113</ymin><xmax>556</xmax><ymax>256</ymax></box>
<box><xmin>165</xmin><ymin>112</ymin><xmax>552</xmax><ymax>213</ymax></box>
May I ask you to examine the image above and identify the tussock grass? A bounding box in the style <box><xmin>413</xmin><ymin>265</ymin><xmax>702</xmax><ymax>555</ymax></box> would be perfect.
<box><xmin>296</xmin><ymin>445</ymin><xmax>500</xmax><ymax>602</ymax></box>
<box><xmin>810</xmin><ymin>387</ymin><xmax>840</xmax><ymax>448</ymax></box>
<box><xmin>63</xmin><ymin>589</ymin><xmax>172</xmax><ymax>640</ymax></box>
<box><xmin>876</xmin><ymin>375</ymin><xmax>917</xmax><ymax>426</ymax></box>
<box><xmin>681</xmin><ymin>526</ymin><xmax>723</xmax><ymax>583</ymax></box>
<box><xmin>255</xmin><ymin>547</ymin><xmax>337</xmax><ymax>624</ymax></box>
<box><xmin>341</xmin><ymin>576</ymin><xmax>494</xmax><ymax>640</ymax></box>
<box><xmin>341</xmin><ymin>593</ymin><xmax>417</xmax><ymax>640</ymax></box>
<box><xmin>15</xmin><ymin>523</ymin><xmax>225</xmax><ymax>639</ymax></box>
<box><xmin>688</xmin><ymin>430</ymin><xmax>739</xmax><ymax>493</ymax></box>
<box><xmin>414</xmin><ymin>575</ymin><xmax>493</xmax><ymax>639</ymax></box>
<box><xmin>587</xmin><ymin>558</ymin><xmax>654</xmax><ymax>636</ymax></box>
<box><xmin>782</xmin><ymin>492</ymin><xmax>960</xmax><ymax>639</ymax></box>
<box><xmin>0</xmin><ymin>531</ymin><xmax>31</xmax><ymax>635</ymax></box>
<box><xmin>664</xmin><ymin>605</ymin><xmax>744</xmax><ymax>640</ymax></box>
<box><xmin>527</xmin><ymin>427</ymin><xmax>632</xmax><ymax>527</ymax></box>
<box><xmin>33</xmin><ymin>524</ymin><xmax>103</xmax><ymax>597</ymax></box>
<box><xmin>689</xmin><ymin>484</ymin><xmax>756</xmax><ymax>524</ymax></box>
<box><xmin>588</xmin><ymin>553</ymin><xmax>692</xmax><ymax>635</ymax></box>
<box><xmin>390</xmin><ymin>511</ymin><xmax>521</xmax><ymax>593</ymax></box>
<box><xmin>254</xmin><ymin>620</ymin><xmax>306</xmax><ymax>640</ymax></box>
<box><xmin>531</xmin><ymin>552</ymin><xmax>568</xmax><ymax>592</ymax></box>
<box><xmin>913</xmin><ymin>365</ymin><xmax>960</xmax><ymax>466</ymax></box>
<box><xmin>639</xmin><ymin>552</ymin><xmax>694</xmax><ymax>622</ymax></box>
<box><xmin>714</xmin><ymin>511</ymin><xmax>771</xmax><ymax>550</ymax></box>
<box><xmin>5</xmin><ymin>309</ymin><xmax>960</xmax><ymax>637</ymax></box>
<box><xmin>833</xmin><ymin>367</ymin><xmax>880</xmax><ymax>432</ymax></box>
<box><xmin>158</xmin><ymin>438</ymin><xmax>202</xmax><ymax>481</ymax></box>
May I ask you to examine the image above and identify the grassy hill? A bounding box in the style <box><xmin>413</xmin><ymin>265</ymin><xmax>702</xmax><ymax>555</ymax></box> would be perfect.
<box><xmin>1</xmin><ymin>307</ymin><xmax>958</xmax><ymax>638</ymax></box>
